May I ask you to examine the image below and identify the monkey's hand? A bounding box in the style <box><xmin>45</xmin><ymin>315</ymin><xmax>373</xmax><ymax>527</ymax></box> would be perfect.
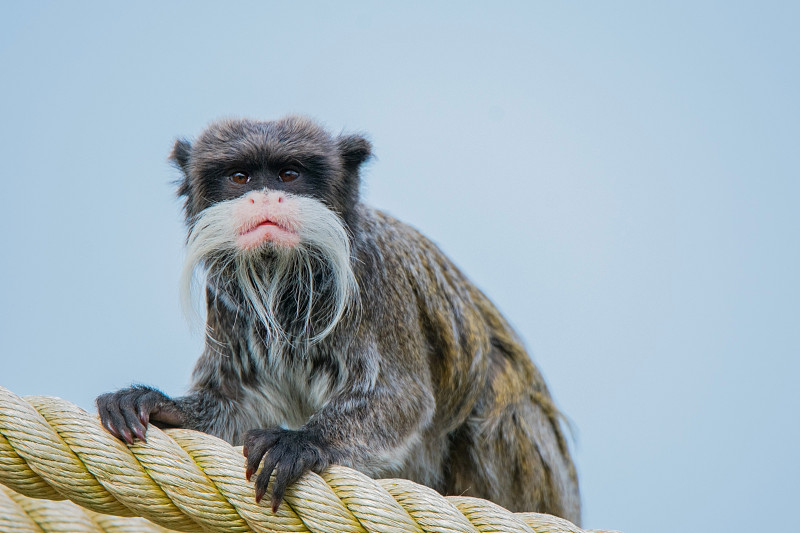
<box><xmin>96</xmin><ymin>386</ymin><xmax>185</xmax><ymax>444</ymax></box>
<box><xmin>243</xmin><ymin>428</ymin><xmax>337</xmax><ymax>512</ymax></box>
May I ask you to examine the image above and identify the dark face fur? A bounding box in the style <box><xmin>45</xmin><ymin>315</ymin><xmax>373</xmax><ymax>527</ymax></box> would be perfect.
<box><xmin>171</xmin><ymin>116</ymin><xmax>371</xmax><ymax>232</ymax></box>
<box><xmin>172</xmin><ymin>116</ymin><xmax>371</xmax><ymax>344</ymax></box>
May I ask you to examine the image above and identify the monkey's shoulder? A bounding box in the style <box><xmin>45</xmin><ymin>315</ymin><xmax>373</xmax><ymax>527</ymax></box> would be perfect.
<box><xmin>356</xmin><ymin>207</ymin><xmax>464</xmax><ymax>275</ymax></box>
<box><xmin>354</xmin><ymin>206</ymin><xmax>518</xmax><ymax>341</ymax></box>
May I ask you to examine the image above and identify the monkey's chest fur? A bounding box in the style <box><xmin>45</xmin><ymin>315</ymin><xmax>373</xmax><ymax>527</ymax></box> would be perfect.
<box><xmin>191</xmin><ymin>299</ymin><xmax>349</xmax><ymax>439</ymax></box>
<box><xmin>240</xmin><ymin>325</ymin><xmax>346</xmax><ymax>430</ymax></box>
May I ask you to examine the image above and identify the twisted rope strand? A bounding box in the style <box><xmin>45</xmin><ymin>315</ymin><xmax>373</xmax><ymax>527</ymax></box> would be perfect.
<box><xmin>0</xmin><ymin>484</ymin><xmax>171</xmax><ymax>533</ymax></box>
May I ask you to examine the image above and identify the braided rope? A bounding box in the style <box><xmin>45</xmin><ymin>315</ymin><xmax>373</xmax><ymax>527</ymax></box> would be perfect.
<box><xmin>0</xmin><ymin>484</ymin><xmax>172</xmax><ymax>533</ymax></box>
<box><xmin>0</xmin><ymin>386</ymin><xmax>613</xmax><ymax>533</ymax></box>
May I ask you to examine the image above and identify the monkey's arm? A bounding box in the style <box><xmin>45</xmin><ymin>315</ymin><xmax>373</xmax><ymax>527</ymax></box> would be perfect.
<box><xmin>96</xmin><ymin>383</ymin><xmax>250</xmax><ymax>444</ymax></box>
<box><xmin>96</xmin><ymin>320</ymin><xmax>242</xmax><ymax>444</ymax></box>
<box><xmin>97</xmin><ymin>296</ymin><xmax>268</xmax><ymax>445</ymax></box>
<box><xmin>98</xmin><ymin>383</ymin><xmax>261</xmax><ymax>449</ymax></box>
<box><xmin>244</xmin><ymin>343</ymin><xmax>435</xmax><ymax>511</ymax></box>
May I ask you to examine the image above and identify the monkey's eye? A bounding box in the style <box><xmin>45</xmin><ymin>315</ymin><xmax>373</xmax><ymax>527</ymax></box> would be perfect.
<box><xmin>229</xmin><ymin>172</ymin><xmax>250</xmax><ymax>185</ymax></box>
<box><xmin>278</xmin><ymin>169</ymin><xmax>300</xmax><ymax>182</ymax></box>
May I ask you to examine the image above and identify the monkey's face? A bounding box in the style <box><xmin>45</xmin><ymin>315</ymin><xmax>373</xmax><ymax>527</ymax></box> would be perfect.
<box><xmin>172</xmin><ymin>116</ymin><xmax>370</xmax><ymax>342</ymax></box>
<box><xmin>172</xmin><ymin>116</ymin><xmax>371</xmax><ymax>233</ymax></box>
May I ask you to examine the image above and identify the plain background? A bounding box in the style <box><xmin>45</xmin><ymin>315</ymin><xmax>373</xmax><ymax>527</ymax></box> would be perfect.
<box><xmin>1</xmin><ymin>2</ymin><xmax>798</xmax><ymax>532</ymax></box>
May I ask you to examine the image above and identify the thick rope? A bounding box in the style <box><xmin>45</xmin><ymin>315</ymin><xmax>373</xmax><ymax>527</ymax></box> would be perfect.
<box><xmin>0</xmin><ymin>484</ymin><xmax>171</xmax><ymax>533</ymax></box>
<box><xmin>0</xmin><ymin>386</ymin><xmax>614</xmax><ymax>533</ymax></box>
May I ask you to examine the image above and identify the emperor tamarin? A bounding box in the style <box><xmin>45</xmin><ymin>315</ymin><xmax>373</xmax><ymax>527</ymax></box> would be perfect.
<box><xmin>96</xmin><ymin>116</ymin><xmax>581</xmax><ymax>522</ymax></box>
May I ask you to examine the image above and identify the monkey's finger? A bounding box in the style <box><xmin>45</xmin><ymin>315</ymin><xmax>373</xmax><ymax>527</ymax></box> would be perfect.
<box><xmin>243</xmin><ymin>430</ymin><xmax>280</xmax><ymax>480</ymax></box>
<box><xmin>96</xmin><ymin>396</ymin><xmax>118</xmax><ymax>436</ymax></box>
<box><xmin>119</xmin><ymin>392</ymin><xmax>149</xmax><ymax>442</ymax></box>
<box><xmin>98</xmin><ymin>405</ymin><xmax>121</xmax><ymax>440</ymax></box>
<box><xmin>254</xmin><ymin>453</ymin><xmax>279</xmax><ymax>505</ymax></box>
<box><xmin>132</xmin><ymin>390</ymin><xmax>162</xmax><ymax>429</ymax></box>
<box><xmin>244</xmin><ymin>445</ymin><xmax>268</xmax><ymax>481</ymax></box>
<box><xmin>135</xmin><ymin>394</ymin><xmax>153</xmax><ymax>427</ymax></box>
<box><xmin>97</xmin><ymin>394</ymin><xmax>134</xmax><ymax>444</ymax></box>
<box><xmin>270</xmin><ymin>459</ymin><xmax>306</xmax><ymax>513</ymax></box>
<box><xmin>270</xmin><ymin>468</ymin><xmax>288</xmax><ymax>512</ymax></box>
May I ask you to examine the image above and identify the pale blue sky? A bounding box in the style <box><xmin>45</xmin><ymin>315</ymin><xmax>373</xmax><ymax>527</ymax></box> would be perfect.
<box><xmin>1</xmin><ymin>2</ymin><xmax>798</xmax><ymax>532</ymax></box>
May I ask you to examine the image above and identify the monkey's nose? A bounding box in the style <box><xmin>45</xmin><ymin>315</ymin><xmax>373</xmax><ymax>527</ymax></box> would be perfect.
<box><xmin>244</xmin><ymin>189</ymin><xmax>286</xmax><ymax>208</ymax></box>
<box><xmin>263</xmin><ymin>191</ymin><xmax>286</xmax><ymax>205</ymax></box>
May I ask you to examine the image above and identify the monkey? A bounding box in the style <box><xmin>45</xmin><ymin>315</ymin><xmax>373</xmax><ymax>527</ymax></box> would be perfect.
<box><xmin>95</xmin><ymin>116</ymin><xmax>581</xmax><ymax>523</ymax></box>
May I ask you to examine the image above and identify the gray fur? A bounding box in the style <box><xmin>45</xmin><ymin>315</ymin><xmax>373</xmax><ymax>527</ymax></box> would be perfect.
<box><xmin>97</xmin><ymin>116</ymin><xmax>581</xmax><ymax>522</ymax></box>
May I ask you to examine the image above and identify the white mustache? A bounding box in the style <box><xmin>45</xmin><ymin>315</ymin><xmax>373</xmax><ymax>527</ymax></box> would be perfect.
<box><xmin>180</xmin><ymin>190</ymin><xmax>358</xmax><ymax>345</ymax></box>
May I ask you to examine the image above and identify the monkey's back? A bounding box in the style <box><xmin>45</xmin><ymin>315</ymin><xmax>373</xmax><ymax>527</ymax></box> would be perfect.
<box><xmin>354</xmin><ymin>207</ymin><xmax>581</xmax><ymax>522</ymax></box>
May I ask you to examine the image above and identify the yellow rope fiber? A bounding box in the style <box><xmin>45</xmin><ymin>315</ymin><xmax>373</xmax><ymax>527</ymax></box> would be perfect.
<box><xmin>0</xmin><ymin>386</ymin><xmax>615</xmax><ymax>533</ymax></box>
<box><xmin>0</xmin><ymin>484</ymin><xmax>172</xmax><ymax>533</ymax></box>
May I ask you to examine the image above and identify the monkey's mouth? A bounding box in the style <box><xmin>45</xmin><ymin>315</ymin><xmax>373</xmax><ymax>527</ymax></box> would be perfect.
<box><xmin>251</xmin><ymin>219</ymin><xmax>280</xmax><ymax>231</ymax></box>
<box><xmin>238</xmin><ymin>217</ymin><xmax>300</xmax><ymax>250</ymax></box>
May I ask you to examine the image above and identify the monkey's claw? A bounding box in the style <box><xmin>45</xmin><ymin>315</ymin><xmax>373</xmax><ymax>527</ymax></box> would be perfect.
<box><xmin>243</xmin><ymin>428</ymin><xmax>334</xmax><ymax>512</ymax></box>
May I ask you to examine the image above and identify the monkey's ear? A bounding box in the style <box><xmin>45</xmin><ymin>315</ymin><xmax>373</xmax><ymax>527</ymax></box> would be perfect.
<box><xmin>337</xmin><ymin>134</ymin><xmax>372</xmax><ymax>171</ymax></box>
<box><xmin>169</xmin><ymin>138</ymin><xmax>192</xmax><ymax>175</ymax></box>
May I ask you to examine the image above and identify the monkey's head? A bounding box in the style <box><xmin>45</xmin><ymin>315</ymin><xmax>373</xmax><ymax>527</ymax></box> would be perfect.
<box><xmin>171</xmin><ymin>116</ymin><xmax>372</xmax><ymax>344</ymax></box>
